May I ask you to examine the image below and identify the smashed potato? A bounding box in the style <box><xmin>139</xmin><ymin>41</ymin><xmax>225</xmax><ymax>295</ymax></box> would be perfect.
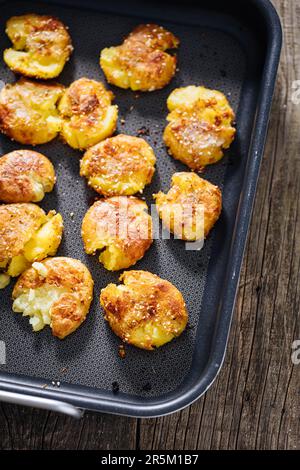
<box><xmin>0</xmin><ymin>78</ymin><xmax>64</xmax><ymax>145</ymax></box>
<box><xmin>100</xmin><ymin>24</ymin><xmax>179</xmax><ymax>91</ymax></box>
<box><xmin>164</xmin><ymin>85</ymin><xmax>236</xmax><ymax>170</ymax></box>
<box><xmin>80</xmin><ymin>134</ymin><xmax>156</xmax><ymax>196</ymax></box>
<box><xmin>100</xmin><ymin>270</ymin><xmax>188</xmax><ymax>350</ymax></box>
<box><xmin>59</xmin><ymin>78</ymin><xmax>118</xmax><ymax>150</ymax></box>
<box><xmin>0</xmin><ymin>150</ymin><xmax>55</xmax><ymax>203</ymax></box>
<box><xmin>0</xmin><ymin>203</ymin><xmax>63</xmax><ymax>287</ymax></box>
<box><xmin>154</xmin><ymin>172</ymin><xmax>222</xmax><ymax>241</ymax></box>
<box><xmin>4</xmin><ymin>14</ymin><xmax>73</xmax><ymax>79</ymax></box>
<box><xmin>12</xmin><ymin>257</ymin><xmax>93</xmax><ymax>339</ymax></box>
<box><xmin>81</xmin><ymin>196</ymin><xmax>152</xmax><ymax>271</ymax></box>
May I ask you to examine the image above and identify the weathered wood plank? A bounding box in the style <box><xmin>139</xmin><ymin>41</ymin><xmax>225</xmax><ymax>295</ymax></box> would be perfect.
<box><xmin>0</xmin><ymin>405</ymin><xmax>137</xmax><ymax>450</ymax></box>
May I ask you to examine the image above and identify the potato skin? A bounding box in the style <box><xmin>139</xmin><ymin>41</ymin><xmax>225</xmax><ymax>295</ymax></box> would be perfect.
<box><xmin>100</xmin><ymin>24</ymin><xmax>179</xmax><ymax>91</ymax></box>
<box><xmin>4</xmin><ymin>14</ymin><xmax>73</xmax><ymax>79</ymax></box>
<box><xmin>0</xmin><ymin>203</ymin><xmax>47</xmax><ymax>262</ymax></box>
<box><xmin>164</xmin><ymin>85</ymin><xmax>236</xmax><ymax>170</ymax></box>
<box><xmin>154</xmin><ymin>172</ymin><xmax>222</xmax><ymax>241</ymax></box>
<box><xmin>59</xmin><ymin>78</ymin><xmax>118</xmax><ymax>150</ymax></box>
<box><xmin>80</xmin><ymin>134</ymin><xmax>156</xmax><ymax>196</ymax></box>
<box><xmin>100</xmin><ymin>270</ymin><xmax>188</xmax><ymax>350</ymax></box>
<box><xmin>0</xmin><ymin>78</ymin><xmax>64</xmax><ymax>145</ymax></box>
<box><xmin>81</xmin><ymin>196</ymin><xmax>153</xmax><ymax>271</ymax></box>
<box><xmin>0</xmin><ymin>150</ymin><xmax>55</xmax><ymax>203</ymax></box>
<box><xmin>12</xmin><ymin>257</ymin><xmax>94</xmax><ymax>339</ymax></box>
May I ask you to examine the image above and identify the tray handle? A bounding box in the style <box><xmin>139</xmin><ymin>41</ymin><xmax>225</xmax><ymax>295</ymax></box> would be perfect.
<box><xmin>0</xmin><ymin>390</ymin><xmax>83</xmax><ymax>418</ymax></box>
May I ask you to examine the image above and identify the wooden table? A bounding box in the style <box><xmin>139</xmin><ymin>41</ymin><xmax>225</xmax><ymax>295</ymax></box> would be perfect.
<box><xmin>0</xmin><ymin>0</ymin><xmax>299</xmax><ymax>450</ymax></box>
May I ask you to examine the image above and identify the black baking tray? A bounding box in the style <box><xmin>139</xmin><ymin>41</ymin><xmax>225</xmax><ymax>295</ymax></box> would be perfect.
<box><xmin>0</xmin><ymin>0</ymin><xmax>281</xmax><ymax>417</ymax></box>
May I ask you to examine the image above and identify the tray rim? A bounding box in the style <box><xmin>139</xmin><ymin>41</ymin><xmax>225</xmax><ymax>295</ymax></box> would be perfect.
<box><xmin>0</xmin><ymin>0</ymin><xmax>282</xmax><ymax>417</ymax></box>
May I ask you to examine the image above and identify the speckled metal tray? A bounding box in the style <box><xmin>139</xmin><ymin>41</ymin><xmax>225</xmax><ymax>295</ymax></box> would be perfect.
<box><xmin>0</xmin><ymin>0</ymin><xmax>281</xmax><ymax>417</ymax></box>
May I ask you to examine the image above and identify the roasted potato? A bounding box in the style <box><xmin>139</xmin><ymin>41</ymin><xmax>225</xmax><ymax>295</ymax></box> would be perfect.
<box><xmin>4</xmin><ymin>14</ymin><xmax>73</xmax><ymax>79</ymax></box>
<box><xmin>164</xmin><ymin>85</ymin><xmax>236</xmax><ymax>170</ymax></box>
<box><xmin>81</xmin><ymin>196</ymin><xmax>152</xmax><ymax>271</ymax></box>
<box><xmin>12</xmin><ymin>257</ymin><xmax>93</xmax><ymax>338</ymax></box>
<box><xmin>59</xmin><ymin>78</ymin><xmax>118</xmax><ymax>150</ymax></box>
<box><xmin>0</xmin><ymin>203</ymin><xmax>63</xmax><ymax>287</ymax></box>
<box><xmin>100</xmin><ymin>270</ymin><xmax>188</xmax><ymax>350</ymax></box>
<box><xmin>0</xmin><ymin>150</ymin><xmax>55</xmax><ymax>203</ymax></box>
<box><xmin>0</xmin><ymin>78</ymin><xmax>64</xmax><ymax>145</ymax></box>
<box><xmin>100</xmin><ymin>24</ymin><xmax>179</xmax><ymax>91</ymax></box>
<box><xmin>80</xmin><ymin>134</ymin><xmax>156</xmax><ymax>196</ymax></box>
<box><xmin>154</xmin><ymin>172</ymin><xmax>222</xmax><ymax>241</ymax></box>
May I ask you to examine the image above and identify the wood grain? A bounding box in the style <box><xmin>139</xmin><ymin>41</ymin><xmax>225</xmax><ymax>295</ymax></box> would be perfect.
<box><xmin>0</xmin><ymin>0</ymin><xmax>299</xmax><ymax>450</ymax></box>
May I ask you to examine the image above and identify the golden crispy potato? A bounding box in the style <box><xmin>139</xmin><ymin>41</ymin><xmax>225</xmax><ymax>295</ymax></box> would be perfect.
<box><xmin>0</xmin><ymin>150</ymin><xmax>55</xmax><ymax>203</ymax></box>
<box><xmin>59</xmin><ymin>78</ymin><xmax>118</xmax><ymax>150</ymax></box>
<box><xmin>4</xmin><ymin>14</ymin><xmax>73</xmax><ymax>79</ymax></box>
<box><xmin>100</xmin><ymin>270</ymin><xmax>188</xmax><ymax>350</ymax></box>
<box><xmin>164</xmin><ymin>85</ymin><xmax>236</xmax><ymax>170</ymax></box>
<box><xmin>82</xmin><ymin>196</ymin><xmax>152</xmax><ymax>271</ymax></box>
<box><xmin>12</xmin><ymin>257</ymin><xmax>93</xmax><ymax>339</ymax></box>
<box><xmin>0</xmin><ymin>203</ymin><xmax>63</xmax><ymax>287</ymax></box>
<box><xmin>0</xmin><ymin>78</ymin><xmax>64</xmax><ymax>145</ymax></box>
<box><xmin>80</xmin><ymin>134</ymin><xmax>156</xmax><ymax>196</ymax></box>
<box><xmin>100</xmin><ymin>24</ymin><xmax>179</xmax><ymax>91</ymax></box>
<box><xmin>154</xmin><ymin>172</ymin><xmax>222</xmax><ymax>241</ymax></box>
